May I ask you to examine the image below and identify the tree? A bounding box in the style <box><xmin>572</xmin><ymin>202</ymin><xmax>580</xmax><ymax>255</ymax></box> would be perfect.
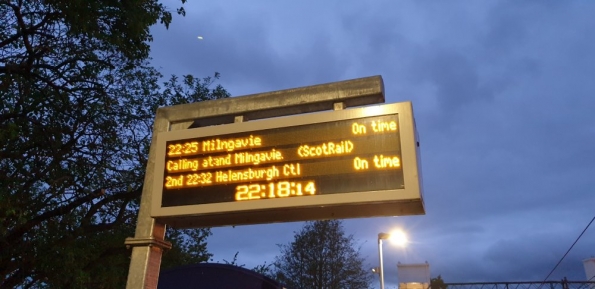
<box><xmin>431</xmin><ymin>275</ymin><xmax>448</xmax><ymax>289</ymax></box>
<box><xmin>161</xmin><ymin>227</ymin><xmax>213</xmax><ymax>271</ymax></box>
<box><xmin>273</xmin><ymin>220</ymin><xmax>373</xmax><ymax>289</ymax></box>
<box><xmin>0</xmin><ymin>0</ymin><xmax>229</xmax><ymax>287</ymax></box>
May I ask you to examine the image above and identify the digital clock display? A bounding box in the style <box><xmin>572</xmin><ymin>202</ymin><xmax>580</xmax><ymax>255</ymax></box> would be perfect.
<box><xmin>159</xmin><ymin>113</ymin><xmax>404</xmax><ymax>207</ymax></box>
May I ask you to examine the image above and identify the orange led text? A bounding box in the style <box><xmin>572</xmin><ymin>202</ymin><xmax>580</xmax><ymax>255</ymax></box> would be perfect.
<box><xmin>297</xmin><ymin>141</ymin><xmax>354</xmax><ymax>158</ymax></box>
<box><xmin>201</xmin><ymin>135</ymin><xmax>262</xmax><ymax>152</ymax></box>
<box><xmin>373</xmin><ymin>155</ymin><xmax>401</xmax><ymax>168</ymax></box>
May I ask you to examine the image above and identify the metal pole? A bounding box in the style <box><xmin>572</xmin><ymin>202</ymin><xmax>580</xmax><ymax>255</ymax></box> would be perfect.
<box><xmin>379</xmin><ymin>238</ymin><xmax>385</xmax><ymax>289</ymax></box>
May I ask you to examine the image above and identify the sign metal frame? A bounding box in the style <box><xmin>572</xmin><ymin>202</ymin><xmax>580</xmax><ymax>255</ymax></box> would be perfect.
<box><xmin>151</xmin><ymin>101</ymin><xmax>424</xmax><ymax>228</ymax></box>
<box><xmin>125</xmin><ymin>75</ymin><xmax>424</xmax><ymax>289</ymax></box>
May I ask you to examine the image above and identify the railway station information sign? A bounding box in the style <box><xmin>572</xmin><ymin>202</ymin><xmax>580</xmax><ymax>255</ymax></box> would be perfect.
<box><xmin>151</xmin><ymin>101</ymin><xmax>424</xmax><ymax>227</ymax></box>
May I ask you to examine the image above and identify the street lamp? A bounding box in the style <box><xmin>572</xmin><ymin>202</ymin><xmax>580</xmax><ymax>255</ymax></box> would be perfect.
<box><xmin>378</xmin><ymin>233</ymin><xmax>389</xmax><ymax>289</ymax></box>
<box><xmin>378</xmin><ymin>230</ymin><xmax>408</xmax><ymax>289</ymax></box>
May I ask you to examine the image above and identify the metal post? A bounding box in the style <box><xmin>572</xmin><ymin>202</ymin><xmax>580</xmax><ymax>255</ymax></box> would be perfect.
<box><xmin>379</xmin><ymin>237</ymin><xmax>385</xmax><ymax>289</ymax></box>
<box><xmin>124</xmin><ymin>116</ymin><xmax>172</xmax><ymax>289</ymax></box>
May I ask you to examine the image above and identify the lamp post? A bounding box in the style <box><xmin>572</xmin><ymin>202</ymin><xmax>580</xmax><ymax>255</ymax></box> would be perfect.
<box><xmin>377</xmin><ymin>230</ymin><xmax>408</xmax><ymax>289</ymax></box>
<box><xmin>378</xmin><ymin>232</ymin><xmax>390</xmax><ymax>289</ymax></box>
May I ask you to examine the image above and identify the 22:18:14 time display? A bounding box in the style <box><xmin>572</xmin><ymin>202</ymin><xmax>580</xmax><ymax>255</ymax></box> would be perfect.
<box><xmin>235</xmin><ymin>181</ymin><xmax>316</xmax><ymax>201</ymax></box>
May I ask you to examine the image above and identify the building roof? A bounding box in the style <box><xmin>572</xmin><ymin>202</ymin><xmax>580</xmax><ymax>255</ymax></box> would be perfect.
<box><xmin>158</xmin><ymin>263</ymin><xmax>286</xmax><ymax>289</ymax></box>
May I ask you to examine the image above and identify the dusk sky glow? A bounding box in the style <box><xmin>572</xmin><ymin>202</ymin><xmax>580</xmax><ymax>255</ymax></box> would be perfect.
<box><xmin>148</xmin><ymin>1</ymin><xmax>595</xmax><ymax>287</ymax></box>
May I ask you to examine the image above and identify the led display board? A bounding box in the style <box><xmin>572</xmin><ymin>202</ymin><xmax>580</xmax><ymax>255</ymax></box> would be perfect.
<box><xmin>151</xmin><ymin>101</ymin><xmax>424</xmax><ymax>228</ymax></box>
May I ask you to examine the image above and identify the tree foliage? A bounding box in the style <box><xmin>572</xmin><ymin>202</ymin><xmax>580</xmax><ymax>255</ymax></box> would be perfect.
<box><xmin>273</xmin><ymin>220</ymin><xmax>373</xmax><ymax>289</ymax></box>
<box><xmin>0</xmin><ymin>0</ymin><xmax>229</xmax><ymax>287</ymax></box>
<box><xmin>161</xmin><ymin>227</ymin><xmax>213</xmax><ymax>271</ymax></box>
<box><xmin>431</xmin><ymin>275</ymin><xmax>448</xmax><ymax>289</ymax></box>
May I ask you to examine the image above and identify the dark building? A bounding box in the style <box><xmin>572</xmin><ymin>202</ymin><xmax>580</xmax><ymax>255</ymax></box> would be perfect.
<box><xmin>158</xmin><ymin>263</ymin><xmax>286</xmax><ymax>289</ymax></box>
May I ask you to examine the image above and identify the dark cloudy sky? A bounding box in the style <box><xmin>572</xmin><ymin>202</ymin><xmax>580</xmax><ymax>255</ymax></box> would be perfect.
<box><xmin>149</xmin><ymin>1</ymin><xmax>595</xmax><ymax>287</ymax></box>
